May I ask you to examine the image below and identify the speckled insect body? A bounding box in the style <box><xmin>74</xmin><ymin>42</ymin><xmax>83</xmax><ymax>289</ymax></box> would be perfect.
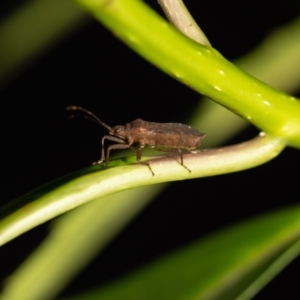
<box><xmin>67</xmin><ymin>106</ymin><xmax>206</xmax><ymax>175</ymax></box>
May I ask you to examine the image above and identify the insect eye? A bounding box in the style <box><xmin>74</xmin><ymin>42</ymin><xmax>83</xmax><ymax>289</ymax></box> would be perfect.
<box><xmin>112</xmin><ymin>126</ymin><xmax>124</xmax><ymax>136</ymax></box>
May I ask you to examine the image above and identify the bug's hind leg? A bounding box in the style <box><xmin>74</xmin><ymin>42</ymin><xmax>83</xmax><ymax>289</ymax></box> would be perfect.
<box><xmin>139</xmin><ymin>161</ymin><xmax>155</xmax><ymax>176</ymax></box>
<box><xmin>177</xmin><ymin>149</ymin><xmax>191</xmax><ymax>173</ymax></box>
<box><xmin>153</xmin><ymin>146</ymin><xmax>191</xmax><ymax>173</ymax></box>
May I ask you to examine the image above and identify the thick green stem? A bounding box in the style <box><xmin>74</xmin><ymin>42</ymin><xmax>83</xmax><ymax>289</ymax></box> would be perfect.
<box><xmin>75</xmin><ymin>0</ymin><xmax>300</xmax><ymax>147</ymax></box>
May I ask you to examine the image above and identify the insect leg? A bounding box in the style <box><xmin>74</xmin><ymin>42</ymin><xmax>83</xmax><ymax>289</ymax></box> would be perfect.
<box><xmin>133</xmin><ymin>144</ymin><xmax>155</xmax><ymax>176</ymax></box>
<box><xmin>93</xmin><ymin>135</ymin><xmax>126</xmax><ymax>166</ymax></box>
<box><xmin>173</xmin><ymin>149</ymin><xmax>191</xmax><ymax>173</ymax></box>
<box><xmin>152</xmin><ymin>146</ymin><xmax>191</xmax><ymax>173</ymax></box>
<box><xmin>106</xmin><ymin>143</ymin><xmax>131</xmax><ymax>167</ymax></box>
<box><xmin>176</xmin><ymin>149</ymin><xmax>183</xmax><ymax>165</ymax></box>
<box><xmin>136</xmin><ymin>144</ymin><xmax>145</xmax><ymax>163</ymax></box>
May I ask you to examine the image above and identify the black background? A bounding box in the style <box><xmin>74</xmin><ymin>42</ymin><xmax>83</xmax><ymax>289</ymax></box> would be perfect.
<box><xmin>1</xmin><ymin>0</ymin><xmax>300</xmax><ymax>299</ymax></box>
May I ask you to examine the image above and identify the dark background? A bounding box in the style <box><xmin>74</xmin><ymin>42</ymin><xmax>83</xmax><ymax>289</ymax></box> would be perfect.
<box><xmin>1</xmin><ymin>0</ymin><xmax>300</xmax><ymax>298</ymax></box>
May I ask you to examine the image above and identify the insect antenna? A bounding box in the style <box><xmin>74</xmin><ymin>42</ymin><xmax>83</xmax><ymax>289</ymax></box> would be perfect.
<box><xmin>66</xmin><ymin>106</ymin><xmax>112</xmax><ymax>131</ymax></box>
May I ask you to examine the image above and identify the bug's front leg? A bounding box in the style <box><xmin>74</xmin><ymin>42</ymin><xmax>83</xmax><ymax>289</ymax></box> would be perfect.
<box><xmin>105</xmin><ymin>143</ymin><xmax>131</xmax><ymax>167</ymax></box>
<box><xmin>93</xmin><ymin>135</ymin><xmax>126</xmax><ymax>166</ymax></box>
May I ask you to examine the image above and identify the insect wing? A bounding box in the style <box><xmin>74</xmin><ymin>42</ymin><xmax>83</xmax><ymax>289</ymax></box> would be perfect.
<box><xmin>142</xmin><ymin>121</ymin><xmax>203</xmax><ymax>137</ymax></box>
<box><xmin>130</xmin><ymin>119</ymin><xmax>205</xmax><ymax>149</ymax></box>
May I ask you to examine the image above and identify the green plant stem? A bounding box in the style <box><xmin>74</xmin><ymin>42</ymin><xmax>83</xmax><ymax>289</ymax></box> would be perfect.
<box><xmin>0</xmin><ymin>133</ymin><xmax>286</xmax><ymax>247</ymax></box>
<box><xmin>0</xmin><ymin>134</ymin><xmax>287</xmax><ymax>298</ymax></box>
<box><xmin>75</xmin><ymin>0</ymin><xmax>300</xmax><ymax>147</ymax></box>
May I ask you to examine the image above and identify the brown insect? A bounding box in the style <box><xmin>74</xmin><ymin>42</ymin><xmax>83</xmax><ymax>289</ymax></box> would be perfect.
<box><xmin>67</xmin><ymin>106</ymin><xmax>206</xmax><ymax>175</ymax></box>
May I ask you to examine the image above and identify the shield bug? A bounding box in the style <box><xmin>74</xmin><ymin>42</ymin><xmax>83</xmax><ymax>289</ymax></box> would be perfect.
<box><xmin>67</xmin><ymin>106</ymin><xmax>206</xmax><ymax>175</ymax></box>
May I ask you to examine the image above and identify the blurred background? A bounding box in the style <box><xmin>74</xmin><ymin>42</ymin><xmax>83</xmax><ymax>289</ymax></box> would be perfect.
<box><xmin>1</xmin><ymin>0</ymin><xmax>300</xmax><ymax>298</ymax></box>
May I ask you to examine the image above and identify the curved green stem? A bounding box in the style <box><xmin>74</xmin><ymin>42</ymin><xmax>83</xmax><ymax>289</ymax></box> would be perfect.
<box><xmin>0</xmin><ymin>133</ymin><xmax>286</xmax><ymax>246</ymax></box>
<box><xmin>75</xmin><ymin>0</ymin><xmax>300</xmax><ymax>147</ymax></box>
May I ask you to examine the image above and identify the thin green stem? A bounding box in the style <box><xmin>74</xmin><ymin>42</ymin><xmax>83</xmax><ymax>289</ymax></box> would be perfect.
<box><xmin>0</xmin><ymin>133</ymin><xmax>286</xmax><ymax>247</ymax></box>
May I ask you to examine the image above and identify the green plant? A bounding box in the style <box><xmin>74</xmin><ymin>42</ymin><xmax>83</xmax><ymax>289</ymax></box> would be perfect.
<box><xmin>1</xmin><ymin>0</ymin><xmax>300</xmax><ymax>299</ymax></box>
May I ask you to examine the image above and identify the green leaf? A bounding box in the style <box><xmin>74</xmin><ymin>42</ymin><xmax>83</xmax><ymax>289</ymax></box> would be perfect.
<box><xmin>67</xmin><ymin>205</ymin><xmax>300</xmax><ymax>300</ymax></box>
